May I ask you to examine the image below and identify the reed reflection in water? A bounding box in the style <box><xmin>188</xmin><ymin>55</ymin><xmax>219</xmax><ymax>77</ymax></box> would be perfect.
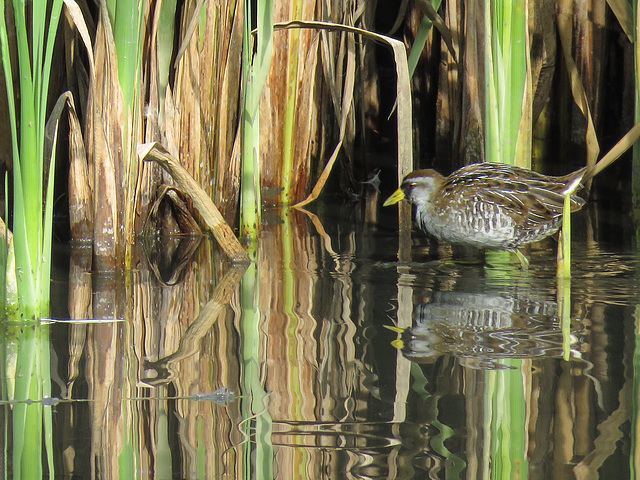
<box><xmin>3</xmin><ymin>202</ymin><xmax>640</xmax><ymax>479</ymax></box>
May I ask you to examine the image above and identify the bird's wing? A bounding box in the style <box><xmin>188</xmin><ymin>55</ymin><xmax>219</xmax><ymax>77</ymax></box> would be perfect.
<box><xmin>438</xmin><ymin>163</ymin><xmax>586</xmax><ymax>228</ymax></box>
<box><xmin>476</xmin><ymin>181</ymin><xmax>585</xmax><ymax>229</ymax></box>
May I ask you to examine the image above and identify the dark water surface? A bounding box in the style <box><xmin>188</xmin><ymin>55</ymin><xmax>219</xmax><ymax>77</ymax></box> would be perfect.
<box><xmin>2</xmin><ymin>200</ymin><xmax>640</xmax><ymax>479</ymax></box>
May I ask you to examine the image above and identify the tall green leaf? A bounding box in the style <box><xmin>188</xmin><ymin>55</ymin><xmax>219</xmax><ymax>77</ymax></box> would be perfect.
<box><xmin>484</xmin><ymin>0</ymin><xmax>530</xmax><ymax>167</ymax></box>
<box><xmin>0</xmin><ymin>0</ymin><xmax>63</xmax><ymax>319</ymax></box>
<box><xmin>240</xmin><ymin>0</ymin><xmax>274</xmax><ymax>239</ymax></box>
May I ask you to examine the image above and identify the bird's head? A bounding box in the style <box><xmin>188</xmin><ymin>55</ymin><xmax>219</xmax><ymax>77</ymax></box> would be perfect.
<box><xmin>383</xmin><ymin>169</ymin><xmax>445</xmax><ymax>207</ymax></box>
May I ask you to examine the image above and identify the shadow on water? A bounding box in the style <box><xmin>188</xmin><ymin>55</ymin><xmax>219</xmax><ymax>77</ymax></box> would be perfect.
<box><xmin>2</xmin><ymin>193</ymin><xmax>640</xmax><ymax>479</ymax></box>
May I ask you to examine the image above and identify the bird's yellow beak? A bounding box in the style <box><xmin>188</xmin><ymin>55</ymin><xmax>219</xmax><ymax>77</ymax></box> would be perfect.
<box><xmin>383</xmin><ymin>188</ymin><xmax>405</xmax><ymax>207</ymax></box>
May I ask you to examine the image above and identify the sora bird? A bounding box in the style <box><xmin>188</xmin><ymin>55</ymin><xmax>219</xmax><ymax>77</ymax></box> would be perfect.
<box><xmin>383</xmin><ymin>162</ymin><xmax>589</xmax><ymax>266</ymax></box>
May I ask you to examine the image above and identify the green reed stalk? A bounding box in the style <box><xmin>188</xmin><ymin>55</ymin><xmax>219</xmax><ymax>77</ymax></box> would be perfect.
<box><xmin>241</xmin><ymin>0</ymin><xmax>273</xmax><ymax>239</ymax></box>
<box><xmin>0</xmin><ymin>2</ymin><xmax>62</xmax><ymax>475</ymax></box>
<box><xmin>106</xmin><ymin>0</ymin><xmax>143</xmax><ymax>110</ymax></box>
<box><xmin>407</xmin><ymin>0</ymin><xmax>443</xmax><ymax>78</ymax></box>
<box><xmin>240</xmin><ymin>258</ymin><xmax>274</xmax><ymax>480</ymax></box>
<box><xmin>558</xmin><ymin>193</ymin><xmax>572</xmax><ymax>278</ymax></box>
<box><xmin>156</xmin><ymin>403</ymin><xmax>173</xmax><ymax>477</ymax></box>
<box><xmin>0</xmin><ymin>192</ymin><xmax>10</xmax><ymax>317</ymax></box>
<box><xmin>484</xmin><ymin>0</ymin><xmax>530</xmax><ymax>168</ymax></box>
<box><xmin>409</xmin><ymin>361</ymin><xmax>464</xmax><ymax>476</ymax></box>
<box><xmin>486</xmin><ymin>360</ymin><xmax>529</xmax><ymax>479</ymax></box>
<box><xmin>0</xmin><ymin>0</ymin><xmax>62</xmax><ymax>319</ymax></box>
<box><xmin>118</xmin><ymin>428</ymin><xmax>136</xmax><ymax>480</ymax></box>
<box><xmin>3</xmin><ymin>323</ymin><xmax>54</xmax><ymax>478</ymax></box>
<box><xmin>558</xmin><ymin>277</ymin><xmax>572</xmax><ymax>361</ymax></box>
<box><xmin>483</xmin><ymin>0</ymin><xmax>530</xmax><ymax>267</ymax></box>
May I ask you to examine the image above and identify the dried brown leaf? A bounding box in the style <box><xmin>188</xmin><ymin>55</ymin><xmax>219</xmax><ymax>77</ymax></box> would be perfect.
<box><xmin>67</xmin><ymin>96</ymin><xmax>93</xmax><ymax>241</ymax></box>
<box><xmin>63</xmin><ymin>0</ymin><xmax>96</xmax><ymax>75</ymax></box>
<box><xmin>606</xmin><ymin>0</ymin><xmax>634</xmax><ymax>42</ymax></box>
<box><xmin>557</xmin><ymin>13</ymin><xmax>600</xmax><ymax>167</ymax></box>
<box><xmin>588</xmin><ymin>123</ymin><xmax>640</xmax><ymax>181</ymax></box>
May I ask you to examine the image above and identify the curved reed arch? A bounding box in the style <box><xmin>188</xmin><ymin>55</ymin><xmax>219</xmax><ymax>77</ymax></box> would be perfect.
<box><xmin>260</xmin><ymin>20</ymin><xmax>414</xmax><ymax>207</ymax></box>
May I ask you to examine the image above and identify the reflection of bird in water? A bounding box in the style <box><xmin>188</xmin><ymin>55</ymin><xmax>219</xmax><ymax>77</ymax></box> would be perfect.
<box><xmin>383</xmin><ymin>162</ymin><xmax>589</xmax><ymax>266</ymax></box>
<box><xmin>393</xmin><ymin>292</ymin><xmax>585</xmax><ymax>369</ymax></box>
